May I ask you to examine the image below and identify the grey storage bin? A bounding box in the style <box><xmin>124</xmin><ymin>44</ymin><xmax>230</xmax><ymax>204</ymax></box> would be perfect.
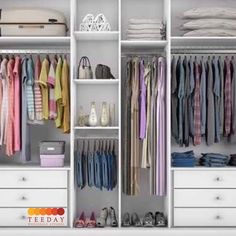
<box><xmin>40</xmin><ymin>141</ymin><xmax>65</xmax><ymax>155</ymax></box>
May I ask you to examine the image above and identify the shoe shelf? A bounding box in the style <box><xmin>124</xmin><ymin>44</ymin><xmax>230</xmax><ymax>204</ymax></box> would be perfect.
<box><xmin>74</xmin><ymin>79</ymin><xmax>119</xmax><ymax>85</ymax></box>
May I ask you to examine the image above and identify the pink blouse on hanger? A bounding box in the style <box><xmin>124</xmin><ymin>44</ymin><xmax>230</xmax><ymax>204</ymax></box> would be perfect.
<box><xmin>13</xmin><ymin>56</ymin><xmax>21</xmax><ymax>152</ymax></box>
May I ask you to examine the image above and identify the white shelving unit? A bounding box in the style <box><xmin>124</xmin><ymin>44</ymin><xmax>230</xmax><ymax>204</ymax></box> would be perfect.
<box><xmin>1</xmin><ymin>0</ymin><xmax>236</xmax><ymax>235</ymax></box>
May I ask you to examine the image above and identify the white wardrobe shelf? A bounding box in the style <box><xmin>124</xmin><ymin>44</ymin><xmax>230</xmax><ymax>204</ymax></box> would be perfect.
<box><xmin>74</xmin><ymin>79</ymin><xmax>119</xmax><ymax>85</ymax></box>
<box><xmin>171</xmin><ymin>36</ymin><xmax>236</xmax><ymax>49</ymax></box>
<box><xmin>171</xmin><ymin>167</ymin><xmax>236</xmax><ymax>171</ymax></box>
<box><xmin>74</xmin><ymin>31</ymin><xmax>119</xmax><ymax>40</ymax></box>
<box><xmin>0</xmin><ymin>37</ymin><xmax>70</xmax><ymax>48</ymax></box>
<box><xmin>121</xmin><ymin>40</ymin><xmax>167</xmax><ymax>49</ymax></box>
<box><xmin>74</xmin><ymin>126</ymin><xmax>119</xmax><ymax>130</ymax></box>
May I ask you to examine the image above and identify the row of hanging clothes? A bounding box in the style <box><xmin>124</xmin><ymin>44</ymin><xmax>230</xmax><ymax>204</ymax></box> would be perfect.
<box><xmin>171</xmin><ymin>54</ymin><xmax>236</xmax><ymax>147</ymax></box>
<box><xmin>0</xmin><ymin>53</ymin><xmax>70</xmax><ymax>158</ymax></box>
<box><xmin>122</xmin><ymin>55</ymin><xmax>166</xmax><ymax>197</ymax></box>
<box><xmin>75</xmin><ymin>139</ymin><xmax>117</xmax><ymax>191</ymax></box>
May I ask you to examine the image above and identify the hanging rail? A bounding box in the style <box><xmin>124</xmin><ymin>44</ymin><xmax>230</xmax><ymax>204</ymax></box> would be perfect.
<box><xmin>0</xmin><ymin>49</ymin><xmax>70</xmax><ymax>54</ymax></box>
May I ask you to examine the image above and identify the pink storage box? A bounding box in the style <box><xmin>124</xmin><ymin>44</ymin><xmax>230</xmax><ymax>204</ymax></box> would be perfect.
<box><xmin>40</xmin><ymin>154</ymin><xmax>65</xmax><ymax>167</ymax></box>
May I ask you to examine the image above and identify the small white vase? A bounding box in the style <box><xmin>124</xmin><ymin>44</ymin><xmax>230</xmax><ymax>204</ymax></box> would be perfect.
<box><xmin>89</xmin><ymin>102</ymin><xmax>98</xmax><ymax>126</ymax></box>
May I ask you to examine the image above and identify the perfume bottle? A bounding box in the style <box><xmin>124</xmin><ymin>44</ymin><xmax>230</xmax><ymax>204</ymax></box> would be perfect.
<box><xmin>78</xmin><ymin>106</ymin><xmax>85</xmax><ymax>127</ymax></box>
<box><xmin>89</xmin><ymin>102</ymin><xmax>98</xmax><ymax>126</ymax></box>
<box><xmin>100</xmin><ymin>102</ymin><xmax>109</xmax><ymax>127</ymax></box>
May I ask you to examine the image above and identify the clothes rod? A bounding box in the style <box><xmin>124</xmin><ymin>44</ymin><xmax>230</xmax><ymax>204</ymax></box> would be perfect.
<box><xmin>172</xmin><ymin>50</ymin><xmax>236</xmax><ymax>54</ymax></box>
<box><xmin>0</xmin><ymin>49</ymin><xmax>70</xmax><ymax>54</ymax></box>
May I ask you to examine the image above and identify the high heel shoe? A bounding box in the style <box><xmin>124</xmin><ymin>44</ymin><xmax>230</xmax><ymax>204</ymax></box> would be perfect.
<box><xmin>74</xmin><ymin>211</ymin><xmax>86</xmax><ymax>228</ymax></box>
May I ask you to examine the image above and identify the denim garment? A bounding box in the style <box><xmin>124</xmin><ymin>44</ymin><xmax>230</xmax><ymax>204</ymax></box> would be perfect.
<box><xmin>201</xmin><ymin>153</ymin><xmax>229</xmax><ymax>159</ymax></box>
<box><xmin>213</xmin><ymin>57</ymin><xmax>221</xmax><ymax>143</ymax></box>
<box><xmin>76</xmin><ymin>150</ymin><xmax>86</xmax><ymax>189</ymax></box>
<box><xmin>176</xmin><ymin>57</ymin><xmax>185</xmax><ymax>146</ymax></box>
<box><xmin>200</xmin><ymin>58</ymin><xmax>207</xmax><ymax>135</ymax></box>
<box><xmin>109</xmin><ymin>151</ymin><xmax>117</xmax><ymax>190</ymax></box>
<box><xmin>87</xmin><ymin>151</ymin><xmax>95</xmax><ymax>187</ymax></box>
<box><xmin>172</xmin><ymin>150</ymin><xmax>195</xmax><ymax>159</ymax></box>
<box><xmin>189</xmin><ymin>57</ymin><xmax>195</xmax><ymax>137</ymax></box>
<box><xmin>102</xmin><ymin>152</ymin><xmax>109</xmax><ymax>190</ymax></box>
<box><xmin>94</xmin><ymin>152</ymin><xmax>103</xmax><ymax>190</ymax></box>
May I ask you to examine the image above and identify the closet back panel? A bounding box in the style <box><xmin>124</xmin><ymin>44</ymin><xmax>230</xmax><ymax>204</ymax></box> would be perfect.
<box><xmin>121</xmin><ymin>0</ymin><xmax>164</xmax><ymax>40</ymax></box>
<box><xmin>75</xmin><ymin>85</ymin><xmax>119</xmax><ymax>127</ymax></box>
<box><xmin>77</xmin><ymin>41</ymin><xmax>119</xmax><ymax>80</ymax></box>
<box><xmin>0</xmin><ymin>0</ymin><xmax>71</xmax><ymax>35</ymax></box>
<box><xmin>76</xmin><ymin>0</ymin><xmax>118</xmax><ymax>31</ymax></box>
<box><xmin>171</xmin><ymin>0</ymin><xmax>236</xmax><ymax>36</ymax></box>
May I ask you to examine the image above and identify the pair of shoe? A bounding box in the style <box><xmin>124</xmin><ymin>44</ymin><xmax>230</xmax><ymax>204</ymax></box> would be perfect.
<box><xmin>122</xmin><ymin>212</ymin><xmax>166</xmax><ymax>227</ymax></box>
<box><xmin>74</xmin><ymin>212</ymin><xmax>96</xmax><ymax>228</ymax></box>
<box><xmin>143</xmin><ymin>212</ymin><xmax>166</xmax><ymax>227</ymax></box>
<box><xmin>122</xmin><ymin>212</ymin><xmax>142</xmax><ymax>227</ymax></box>
<box><xmin>96</xmin><ymin>207</ymin><xmax>118</xmax><ymax>227</ymax></box>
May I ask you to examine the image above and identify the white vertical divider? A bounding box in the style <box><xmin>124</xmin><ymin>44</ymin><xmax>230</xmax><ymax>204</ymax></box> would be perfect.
<box><xmin>165</xmin><ymin>0</ymin><xmax>172</xmax><ymax>228</ymax></box>
<box><xmin>118</xmin><ymin>0</ymin><xmax>122</xmax><ymax>228</ymax></box>
<box><xmin>70</xmin><ymin>0</ymin><xmax>76</xmax><ymax>228</ymax></box>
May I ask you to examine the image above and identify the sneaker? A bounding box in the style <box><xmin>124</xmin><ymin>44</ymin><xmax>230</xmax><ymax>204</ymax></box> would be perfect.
<box><xmin>122</xmin><ymin>212</ymin><xmax>131</xmax><ymax>227</ymax></box>
<box><xmin>131</xmin><ymin>213</ymin><xmax>142</xmax><ymax>227</ymax></box>
<box><xmin>108</xmin><ymin>207</ymin><xmax>118</xmax><ymax>227</ymax></box>
<box><xmin>96</xmin><ymin>208</ymin><xmax>108</xmax><ymax>227</ymax></box>
<box><xmin>143</xmin><ymin>212</ymin><xmax>154</xmax><ymax>227</ymax></box>
<box><xmin>155</xmin><ymin>212</ymin><xmax>166</xmax><ymax>227</ymax></box>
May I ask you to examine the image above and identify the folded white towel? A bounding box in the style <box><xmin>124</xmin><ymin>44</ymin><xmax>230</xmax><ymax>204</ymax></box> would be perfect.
<box><xmin>127</xmin><ymin>33</ymin><xmax>162</xmax><ymax>39</ymax></box>
<box><xmin>183</xmin><ymin>7</ymin><xmax>236</xmax><ymax>19</ymax></box>
<box><xmin>129</xmin><ymin>18</ymin><xmax>162</xmax><ymax>24</ymax></box>
<box><xmin>182</xmin><ymin>18</ymin><xmax>236</xmax><ymax>30</ymax></box>
<box><xmin>183</xmin><ymin>29</ymin><xmax>236</xmax><ymax>37</ymax></box>
<box><xmin>128</xmin><ymin>24</ymin><xmax>162</xmax><ymax>30</ymax></box>
<box><xmin>127</xmin><ymin>29</ymin><xmax>161</xmax><ymax>34</ymax></box>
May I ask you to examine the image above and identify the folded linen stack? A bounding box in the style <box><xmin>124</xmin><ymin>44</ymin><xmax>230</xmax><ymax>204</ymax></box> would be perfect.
<box><xmin>171</xmin><ymin>151</ymin><xmax>196</xmax><ymax>167</ymax></box>
<box><xmin>199</xmin><ymin>153</ymin><xmax>229</xmax><ymax>167</ymax></box>
<box><xmin>182</xmin><ymin>7</ymin><xmax>236</xmax><ymax>37</ymax></box>
<box><xmin>229</xmin><ymin>154</ymin><xmax>236</xmax><ymax>166</ymax></box>
<box><xmin>126</xmin><ymin>18</ymin><xmax>165</xmax><ymax>40</ymax></box>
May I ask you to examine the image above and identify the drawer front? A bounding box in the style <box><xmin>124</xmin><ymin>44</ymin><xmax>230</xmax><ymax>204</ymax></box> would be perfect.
<box><xmin>0</xmin><ymin>208</ymin><xmax>67</xmax><ymax>227</ymax></box>
<box><xmin>0</xmin><ymin>170</ymin><xmax>67</xmax><ymax>188</ymax></box>
<box><xmin>174</xmin><ymin>170</ymin><xmax>236</xmax><ymax>188</ymax></box>
<box><xmin>174</xmin><ymin>189</ymin><xmax>236</xmax><ymax>207</ymax></box>
<box><xmin>174</xmin><ymin>208</ymin><xmax>236</xmax><ymax>226</ymax></box>
<box><xmin>0</xmin><ymin>189</ymin><xmax>67</xmax><ymax>207</ymax></box>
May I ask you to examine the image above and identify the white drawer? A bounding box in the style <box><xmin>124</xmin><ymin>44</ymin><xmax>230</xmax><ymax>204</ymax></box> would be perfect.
<box><xmin>174</xmin><ymin>189</ymin><xmax>236</xmax><ymax>207</ymax></box>
<box><xmin>0</xmin><ymin>170</ymin><xmax>67</xmax><ymax>188</ymax></box>
<box><xmin>0</xmin><ymin>189</ymin><xmax>67</xmax><ymax>207</ymax></box>
<box><xmin>0</xmin><ymin>208</ymin><xmax>67</xmax><ymax>227</ymax></box>
<box><xmin>174</xmin><ymin>208</ymin><xmax>236</xmax><ymax>227</ymax></box>
<box><xmin>174</xmin><ymin>170</ymin><xmax>236</xmax><ymax>188</ymax></box>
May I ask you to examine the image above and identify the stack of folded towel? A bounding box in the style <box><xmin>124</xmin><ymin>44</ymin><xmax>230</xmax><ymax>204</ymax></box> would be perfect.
<box><xmin>229</xmin><ymin>154</ymin><xmax>236</xmax><ymax>166</ymax></box>
<box><xmin>171</xmin><ymin>151</ymin><xmax>196</xmax><ymax>167</ymax></box>
<box><xmin>126</xmin><ymin>18</ymin><xmax>165</xmax><ymax>40</ymax></box>
<box><xmin>181</xmin><ymin>7</ymin><xmax>236</xmax><ymax>37</ymax></box>
<box><xmin>199</xmin><ymin>153</ymin><xmax>229</xmax><ymax>167</ymax></box>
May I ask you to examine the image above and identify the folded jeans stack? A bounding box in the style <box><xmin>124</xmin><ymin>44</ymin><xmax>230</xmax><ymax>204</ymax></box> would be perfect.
<box><xmin>229</xmin><ymin>154</ymin><xmax>236</xmax><ymax>166</ymax></box>
<box><xmin>171</xmin><ymin>151</ymin><xmax>196</xmax><ymax>167</ymax></box>
<box><xmin>199</xmin><ymin>153</ymin><xmax>230</xmax><ymax>167</ymax></box>
<box><xmin>126</xmin><ymin>18</ymin><xmax>165</xmax><ymax>40</ymax></box>
<box><xmin>182</xmin><ymin>7</ymin><xmax>236</xmax><ymax>37</ymax></box>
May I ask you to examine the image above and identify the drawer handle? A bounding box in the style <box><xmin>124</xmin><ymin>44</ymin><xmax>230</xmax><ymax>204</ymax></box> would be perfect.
<box><xmin>215</xmin><ymin>215</ymin><xmax>222</xmax><ymax>220</ymax></box>
<box><xmin>215</xmin><ymin>196</ymin><xmax>222</xmax><ymax>201</ymax></box>
<box><xmin>21</xmin><ymin>215</ymin><xmax>27</xmax><ymax>220</ymax></box>
<box><xmin>20</xmin><ymin>177</ymin><xmax>27</xmax><ymax>182</ymax></box>
<box><xmin>21</xmin><ymin>196</ymin><xmax>27</xmax><ymax>201</ymax></box>
<box><xmin>215</xmin><ymin>177</ymin><xmax>222</xmax><ymax>182</ymax></box>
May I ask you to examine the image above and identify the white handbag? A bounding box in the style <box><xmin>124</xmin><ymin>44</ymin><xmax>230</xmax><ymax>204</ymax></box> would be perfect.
<box><xmin>77</xmin><ymin>56</ymin><xmax>93</xmax><ymax>80</ymax></box>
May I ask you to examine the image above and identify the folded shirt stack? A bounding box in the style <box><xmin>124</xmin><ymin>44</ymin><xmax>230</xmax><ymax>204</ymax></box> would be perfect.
<box><xmin>126</xmin><ymin>18</ymin><xmax>165</xmax><ymax>40</ymax></box>
<box><xmin>171</xmin><ymin>151</ymin><xmax>196</xmax><ymax>167</ymax></box>
<box><xmin>229</xmin><ymin>154</ymin><xmax>236</xmax><ymax>166</ymax></box>
<box><xmin>199</xmin><ymin>153</ymin><xmax>230</xmax><ymax>167</ymax></box>
<box><xmin>181</xmin><ymin>7</ymin><xmax>236</xmax><ymax>37</ymax></box>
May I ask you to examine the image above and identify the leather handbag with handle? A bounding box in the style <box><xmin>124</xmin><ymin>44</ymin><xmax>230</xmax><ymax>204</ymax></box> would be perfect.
<box><xmin>95</xmin><ymin>64</ymin><xmax>115</xmax><ymax>79</ymax></box>
<box><xmin>77</xmin><ymin>56</ymin><xmax>93</xmax><ymax>79</ymax></box>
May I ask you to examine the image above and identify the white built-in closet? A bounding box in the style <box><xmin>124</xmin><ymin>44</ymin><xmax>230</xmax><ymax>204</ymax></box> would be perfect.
<box><xmin>1</xmin><ymin>0</ymin><xmax>236</xmax><ymax>235</ymax></box>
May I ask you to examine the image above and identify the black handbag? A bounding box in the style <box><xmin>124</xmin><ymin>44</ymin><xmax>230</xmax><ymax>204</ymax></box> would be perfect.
<box><xmin>95</xmin><ymin>64</ymin><xmax>115</xmax><ymax>79</ymax></box>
